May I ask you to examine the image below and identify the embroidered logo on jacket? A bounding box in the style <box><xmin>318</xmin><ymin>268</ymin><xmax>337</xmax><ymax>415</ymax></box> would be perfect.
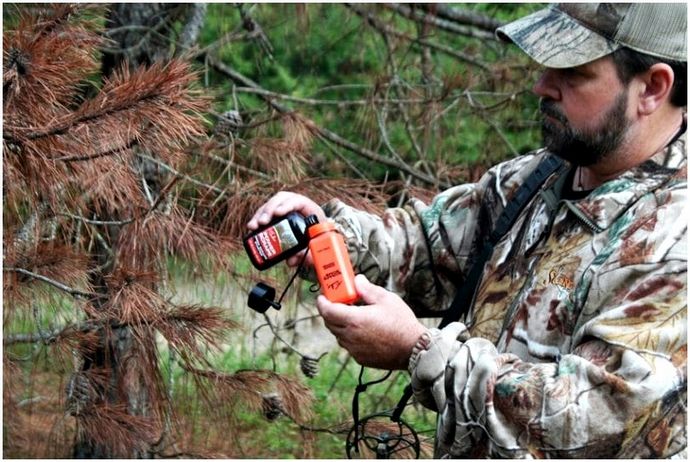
<box><xmin>548</xmin><ymin>269</ymin><xmax>574</xmax><ymax>299</ymax></box>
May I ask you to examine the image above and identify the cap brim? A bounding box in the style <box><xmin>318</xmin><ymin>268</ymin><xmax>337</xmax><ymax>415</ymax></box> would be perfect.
<box><xmin>496</xmin><ymin>6</ymin><xmax>620</xmax><ymax>68</ymax></box>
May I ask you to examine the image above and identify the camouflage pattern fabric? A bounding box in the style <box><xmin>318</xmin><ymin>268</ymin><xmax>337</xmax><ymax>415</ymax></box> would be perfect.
<box><xmin>322</xmin><ymin>132</ymin><xmax>687</xmax><ymax>458</ymax></box>
<box><xmin>496</xmin><ymin>4</ymin><xmax>687</xmax><ymax>69</ymax></box>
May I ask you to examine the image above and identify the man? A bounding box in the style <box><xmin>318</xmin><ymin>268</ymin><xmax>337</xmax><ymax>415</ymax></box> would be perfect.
<box><xmin>248</xmin><ymin>3</ymin><xmax>686</xmax><ymax>458</ymax></box>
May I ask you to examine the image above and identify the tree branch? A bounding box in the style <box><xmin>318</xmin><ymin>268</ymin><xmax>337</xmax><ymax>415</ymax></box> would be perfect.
<box><xmin>3</xmin><ymin>267</ymin><xmax>99</xmax><ymax>299</ymax></box>
<box><xmin>310</xmin><ymin>123</ymin><xmax>446</xmax><ymax>187</ymax></box>
<box><xmin>238</xmin><ymin>3</ymin><xmax>274</xmax><ymax>59</ymax></box>
<box><xmin>346</xmin><ymin>4</ymin><xmax>491</xmax><ymax>72</ymax></box>
<box><xmin>4</xmin><ymin>69</ymin><xmax>179</xmax><ymax>143</ymax></box>
<box><xmin>4</xmin><ymin>326</ymin><xmax>78</xmax><ymax>346</ymax></box>
<box><xmin>177</xmin><ymin>3</ymin><xmax>208</xmax><ymax>54</ymax></box>
<box><xmin>234</xmin><ymin>86</ymin><xmax>443</xmax><ymax>107</ymax></box>
<box><xmin>202</xmin><ymin>53</ymin><xmax>446</xmax><ymax>187</ymax></box>
<box><xmin>203</xmin><ymin>54</ymin><xmax>289</xmax><ymax>113</ymax></box>
<box><xmin>3</xmin><ymin>318</ymin><xmax>120</xmax><ymax>346</ymax></box>
<box><xmin>383</xmin><ymin>4</ymin><xmax>496</xmax><ymax>40</ymax></box>
<box><xmin>136</xmin><ymin>153</ymin><xmax>226</xmax><ymax>194</ymax></box>
<box><xmin>433</xmin><ymin>4</ymin><xmax>505</xmax><ymax>32</ymax></box>
<box><xmin>54</xmin><ymin>137</ymin><xmax>139</xmax><ymax>162</ymax></box>
<box><xmin>58</xmin><ymin>212</ymin><xmax>135</xmax><ymax>226</ymax></box>
<box><xmin>57</xmin><ymin>177</ymin><xmax>180</xmax><ymax>226</ymax></box>
<box><xmin>198</xmin><ymin>149</ymin><xmax>272</xmax><ymax>180</ymax></box>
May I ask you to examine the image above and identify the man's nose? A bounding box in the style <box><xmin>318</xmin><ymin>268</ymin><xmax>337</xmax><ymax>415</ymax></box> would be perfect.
<box><xmin>533</xmin><ymin>69</ymin><xmax>560</xmax><ymax>101</ymax></box>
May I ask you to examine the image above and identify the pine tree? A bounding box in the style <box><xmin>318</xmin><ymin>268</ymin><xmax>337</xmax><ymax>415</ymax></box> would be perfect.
<box><xmin>3</xmin><ymin>4</ymin><xmax>318</xmax><ymax>457</ymax></box>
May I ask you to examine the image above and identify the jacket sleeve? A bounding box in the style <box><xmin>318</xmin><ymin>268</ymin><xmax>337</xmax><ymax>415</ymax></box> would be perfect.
<box><xmin>409</xmin><ymin>243</ymin><xmax>687</xmax><ymax>458</ymax></box>
<box><xmin>322</xmin><ymin>154</ymin><xmax>540</xmax><ymax>314</ymax></box>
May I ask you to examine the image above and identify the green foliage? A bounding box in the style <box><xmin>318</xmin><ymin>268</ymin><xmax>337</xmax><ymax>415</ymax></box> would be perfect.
<box><xmin>200</xmin><ymin>3</ymin><xmax>546</xmax><ymax>183</ymax></box>
<box><xmin>160</xmin><ymin>334</ymin><xmax>435</xmax><ymax>458</ymax></box>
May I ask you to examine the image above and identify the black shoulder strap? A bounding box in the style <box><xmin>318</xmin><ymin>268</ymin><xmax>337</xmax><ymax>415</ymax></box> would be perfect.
<box><xmin>391</xmin><ymin>154</ymin><xmax>565</xmax><ymax>423</ymax></box>
<box><xmin>438</xmin><ymin>155</ymin><xmax>564</xmax><ymax>329</ymax></box>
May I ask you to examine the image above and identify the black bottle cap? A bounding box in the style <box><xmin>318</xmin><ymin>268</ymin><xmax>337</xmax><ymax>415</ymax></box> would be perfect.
<box><xmin>248</xmin><ymin>282</ymin><xmax>281</xmax><ymax>313</ymax></box>
<box><xmin>305</xmin><ymin>214</ymin><xmax>319</xmax><ymax>228</ymax></box>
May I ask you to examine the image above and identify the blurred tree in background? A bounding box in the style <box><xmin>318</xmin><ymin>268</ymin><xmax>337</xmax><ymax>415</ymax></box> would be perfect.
<box><xmin>3</xmin><ymin>3</ymin><xmax>543</xmax><ymax>458</ymax></box>
<box><xmin>198</xmin><ymin>3</ymin><xmax>544</xmax><ymax>189</ymax></box>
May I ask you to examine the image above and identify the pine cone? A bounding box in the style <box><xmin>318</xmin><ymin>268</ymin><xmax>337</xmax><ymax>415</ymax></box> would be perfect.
<box><xmin>214</xmin><ymin>110</ymin><xmax>243</xmax><ymax>139</ymax></box>
<box><xmin>299</xmin><ymin>356</ymin><xmax>319</xmax><ymax>379</ymax></box>
<box><xmin>261</xmin><ymin>392</ymin><xmax>285</xmax><ymax>421</ymax></box>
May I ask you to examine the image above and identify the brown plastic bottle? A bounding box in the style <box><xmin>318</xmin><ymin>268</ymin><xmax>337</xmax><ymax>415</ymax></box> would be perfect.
<box><xmin>306</xmin><ymin>216</ymin><xmax>359</xmax><ymax>304</ymax></box>
<box><xmin>243</xmin><ymin>212</ymin><xmax>309</xmax><ymax>270</ymax></box>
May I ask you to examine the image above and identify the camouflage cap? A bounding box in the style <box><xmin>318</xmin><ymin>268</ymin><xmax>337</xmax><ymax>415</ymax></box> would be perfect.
<box><xmin>496</xmin><ymin>3</ymin><xmax>687</xmax><ymax>68</ymax></box>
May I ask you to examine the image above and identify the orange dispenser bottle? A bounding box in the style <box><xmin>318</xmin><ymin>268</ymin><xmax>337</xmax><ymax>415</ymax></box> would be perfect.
<box><xmin>306</xmin><ymin>216</ymin><xmax>359</xmax><ymax>304</ymax></box>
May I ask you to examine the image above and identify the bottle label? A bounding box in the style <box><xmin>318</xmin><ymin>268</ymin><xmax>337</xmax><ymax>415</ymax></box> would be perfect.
<box><xmin>310</xmin><ymin>232</ymin><xmax>359</xmax><ymax>304</ymax></box>
<box><xmin>247</xmin><ymin>220</ymin><xmax>299</xmax><ymax>264</ymax></box>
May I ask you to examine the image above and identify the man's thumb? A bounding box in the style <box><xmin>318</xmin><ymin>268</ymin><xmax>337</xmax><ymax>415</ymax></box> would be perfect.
<box><xmin>354</xmin><ymin>274</ymin><xmax>387</xmax><ymax>305</ymax></box>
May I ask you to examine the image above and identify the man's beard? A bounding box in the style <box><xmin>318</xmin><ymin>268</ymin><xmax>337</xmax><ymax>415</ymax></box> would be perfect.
<box><xmin>540</xmin><ymin>92</ymin><xmax>630</xmax><ymax>166</ymax></box>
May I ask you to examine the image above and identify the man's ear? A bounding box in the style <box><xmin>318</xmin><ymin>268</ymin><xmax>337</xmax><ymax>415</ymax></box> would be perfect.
<box><xmin>636</xmin><ymin>63</ymin><xmax>675</xmax><ymax>115</ymax></box>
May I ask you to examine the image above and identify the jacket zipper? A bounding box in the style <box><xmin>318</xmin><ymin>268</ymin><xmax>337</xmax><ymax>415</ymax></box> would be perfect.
<box><xmin>564</xmin><ymin>201</ymin><xmax>604</xmax><ymax>234</ymax></box>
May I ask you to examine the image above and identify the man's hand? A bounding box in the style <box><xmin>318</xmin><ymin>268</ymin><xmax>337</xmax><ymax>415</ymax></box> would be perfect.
<box><xmin>247</xmin><ymin>191</ymin><xmax>326</xmax><ymax>267</ymax></box>
<box><xmin>316</xmin><ymin>274</ymin><xmax>427</xmax><ymax>370</ymax></box>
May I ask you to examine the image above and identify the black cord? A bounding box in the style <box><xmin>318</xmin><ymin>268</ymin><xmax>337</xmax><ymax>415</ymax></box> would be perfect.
<box><xmin>276</xmin><ymin>249</ymin><xmax>310</xmax><ymax>306</ymax></box>
<box><xmin>391</xmin><ymin>384</ymin><xmax>414</xmax><ymax>423</ymax></box>
<box><xmin>351</xmin><ymin>366</ymin><xmax>393</xmax><ymax>455</ymax></box>
<box><xmin>277</xmin><ymin>252</ymin><xmax>408</xmax><ymax>457</ymax></box>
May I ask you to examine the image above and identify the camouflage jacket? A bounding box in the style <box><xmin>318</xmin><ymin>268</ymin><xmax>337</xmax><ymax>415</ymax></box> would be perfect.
<box><xmin>322</xmin><ymin>132</ymin><xmax>687</xmax><ymax>458</ymax></box>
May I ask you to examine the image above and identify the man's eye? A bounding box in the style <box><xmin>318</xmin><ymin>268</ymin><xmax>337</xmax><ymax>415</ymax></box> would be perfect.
<box><xmin>558</xmin><ymin>68</ymin><xmax>588</xmax><ymax>84</ymax></box>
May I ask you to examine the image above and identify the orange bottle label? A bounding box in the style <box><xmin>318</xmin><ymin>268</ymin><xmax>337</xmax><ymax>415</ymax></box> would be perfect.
<box><xmin>308</xmin><ymin>224</ymin><xmax>358</xmax><ymax>304</ymax></box>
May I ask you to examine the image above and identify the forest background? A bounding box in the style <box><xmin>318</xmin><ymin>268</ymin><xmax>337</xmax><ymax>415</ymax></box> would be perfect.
<box><xmin>3</xmin><ymin>3</ymin><xmax>545</xmax><ymax>459</ymax></box>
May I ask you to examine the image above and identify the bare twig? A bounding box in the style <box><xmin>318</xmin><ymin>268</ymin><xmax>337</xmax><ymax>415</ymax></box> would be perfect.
<box><xmin>433</xmin><ymin>4</ymin><xmax>505</xmax><ymax>32</ymax></box>
<box><xmin>318</xmin><ymin>136</ymin><xmax>369</xmax><ymax>180</ymax></box>
<box><xmin>376</xmin><ymin>102</ymin><xmax>406</xmax><ymax>163</ymax></box>
<box><xmin>312</xmin><ymin>126</ymin><xmax>445</xmax><ymax>187</ymax></box>
<box><xmin>383</xmin><ymin>4</ymin><xmax>496</xmax><ymax>40</ymax></box>
<box><xmin>4</xmin><ymin>267</ymin><xmax>99</xmax><ymax>299</ymax></box>
<box><xmin>238</xmin><ymin>3</ymin><xmax>274</xmax><ymax>60</ymax></box>
<box><xmin>101</xmin><ymin>12</ymin><xmax>172</xmax><ymax>55</ymax></box>
<box><xmin>480</xmin><ymin>113</ymin><xmax>519</xmax><ymax>157</ymax></box>
<box><xmin>464</xmin><ymin>89</ymin><xmax>528</xmax><ymax>112</ymax></box>
<box><xmin>57</xmin><ymin>176</ymin><xmax>180</xmax><ymax>226</ymax></box>
<box><xmin>137</xmin><ymin>153</ymin><xmax>226</xmax><ymax>194</ymax></box>
<box><xmin>203</xmin><ymin>53</ymin><xmax>447</xmax><ymax>187</ymax></box>
<box><xmin>17</xmin><ymin>396</ymin><xmax>45</xmax><ymax>407</ymax></box>
<box><xmin>234</xmin><ymin>86</ymin><xmax>445</xmax><ymax>107</ymax></box>
<box><xmin>328</xmin><ymin>354</ymin><xmax>354</xmax><ymax>394</ymax></box>
<box><xmin>346</xmin><ymin>4</ymin><xmax>491</xmax><ymax>72</ymax></box>
<box><xmin>198</xmin><ymin>149</ymin><xmax>272</xmax><ymax>180</ymax></box>
<box><xmin>2</xmin><ymin>318</ymin><xmax>105</xmax><ymax>345</ymax></box>
<box><xmin>312</xmin><ymin>81</ymin><xmax>446</xmax><ymax>96</ymax></box>
<box><xmin>55</xmin><ymin>137</ymin><xmax>139</xmax><ymax>162</ymax></box>
<box><xmin>189</xmin><ymin>29</ymin><xmax>247</xmax><ymax>60</ymax></box>
<box><xmin>4</xmin><ymin>330</ymin><xmax>67</xmax><ymax>346</ymax></box>
<box><xmin>253</xmin><ymin>313</ymin><xmax>311</xmax><ymax>359</ymax></box>
<box><xmin>394</xmin><ymin>87</ymin><xmax>425</xmax><ymax>160</ymax></box>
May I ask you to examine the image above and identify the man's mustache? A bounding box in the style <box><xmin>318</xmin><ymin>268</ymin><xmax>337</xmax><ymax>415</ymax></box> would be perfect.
<box><xmin>539</xmin><ymin>100</ymin><xmax>568</xmax><ymax>125</ymax></box>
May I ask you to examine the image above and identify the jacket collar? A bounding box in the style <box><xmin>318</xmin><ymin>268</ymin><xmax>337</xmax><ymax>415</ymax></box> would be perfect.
<box><xmin>562</xmin><ymin>129</ymin><xmax>686</xmax><ymax>232</ymax></box>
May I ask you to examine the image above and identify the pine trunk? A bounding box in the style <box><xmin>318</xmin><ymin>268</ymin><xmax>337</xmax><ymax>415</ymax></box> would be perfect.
<box><xmin>72</xmin><ymin>4</ymin><xmax>204</xmax><ymax>458</ymax></box>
